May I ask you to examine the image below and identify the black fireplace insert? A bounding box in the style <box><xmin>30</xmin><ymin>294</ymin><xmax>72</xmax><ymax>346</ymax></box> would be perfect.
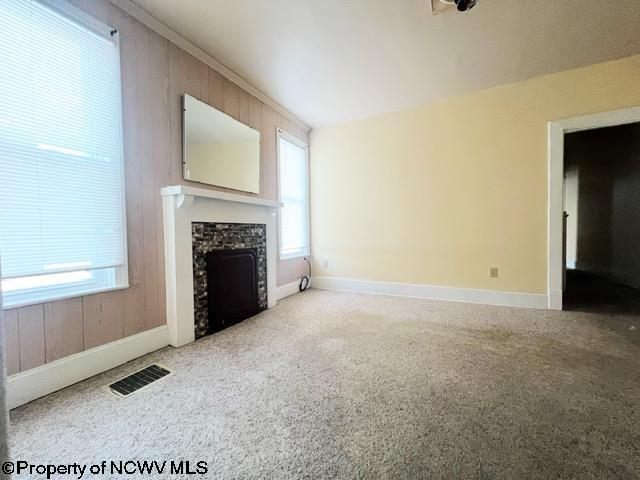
<box><xmin>206</xmin><ymin>248</ymin><xmax>262</xmax><ymax>333</ymax></box>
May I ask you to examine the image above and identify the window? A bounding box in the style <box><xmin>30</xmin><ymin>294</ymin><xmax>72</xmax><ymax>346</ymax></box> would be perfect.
<box><xmin>277</xmin><ymin>129</ymin><xmax>310</xmax><ymax>259</ymax></box>
<box><xmin>0</xmin><ymin>0</ymin><xmax>127</xmax><ymax>308</ymax></box>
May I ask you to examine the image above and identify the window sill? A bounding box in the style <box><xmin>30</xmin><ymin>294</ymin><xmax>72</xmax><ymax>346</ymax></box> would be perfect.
<box><xmin>2</xmin><ymin>282</ymin><xmax>130</xmax><ymax>310</ymax></box>
<box><xmin>279</xmin><ymin>252</ymin><xmax>310</xmax><ymax>261</ymax></box>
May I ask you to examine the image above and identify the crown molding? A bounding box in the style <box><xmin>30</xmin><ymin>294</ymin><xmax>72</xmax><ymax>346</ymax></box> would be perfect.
<box><xmin>110</xmin><ymin>0</ymin><xmax>311</xmax><ymax>132</ymax></box>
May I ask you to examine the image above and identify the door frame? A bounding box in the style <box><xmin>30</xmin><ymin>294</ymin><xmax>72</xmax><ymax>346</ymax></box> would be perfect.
<box><xmin>547</xmin><ymin>106</ymin><xmax>640</xmax><ymax>310</ymax></box>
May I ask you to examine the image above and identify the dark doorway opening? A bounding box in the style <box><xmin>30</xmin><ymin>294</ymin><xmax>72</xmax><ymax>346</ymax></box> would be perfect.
<box><xmin>564</xmin><ymin>270</ymin><xmax>640</xmax><ymax>315</ymax></box>
<box><xmin>563</xmin><ymin>122</ymin><xmax>640</xmax><ymax>314</ymax></box>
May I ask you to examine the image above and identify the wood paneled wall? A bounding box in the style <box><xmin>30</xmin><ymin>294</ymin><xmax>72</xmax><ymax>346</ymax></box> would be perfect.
<box><xmin>2</xmin><ymin>0</ymin><xmax>310</xmax><ymax>376</ymax></box>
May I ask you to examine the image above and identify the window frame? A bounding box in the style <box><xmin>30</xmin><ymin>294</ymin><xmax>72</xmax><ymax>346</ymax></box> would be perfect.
<box><xmin>0</xmin><ymin>0</ymin><xmax>129</xmax><ymax>309</ymax></box>
<box><xmin>276</xmin><ymin>128</ymin><xmax>311</xmax><ymax>261</ymax></box>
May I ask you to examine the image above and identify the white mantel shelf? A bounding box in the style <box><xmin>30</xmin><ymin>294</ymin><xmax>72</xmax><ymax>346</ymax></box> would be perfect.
<box><xmin>161</xmin><ymin>185</ymin><xmax>282</xmax><ymax>209</ymax></box>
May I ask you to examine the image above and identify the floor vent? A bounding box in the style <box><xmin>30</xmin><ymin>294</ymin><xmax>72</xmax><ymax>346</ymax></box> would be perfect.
<box><xmin>108</xmin><ymin>364</ymin><xmax>171</xmax><ymax>398</ymax></box>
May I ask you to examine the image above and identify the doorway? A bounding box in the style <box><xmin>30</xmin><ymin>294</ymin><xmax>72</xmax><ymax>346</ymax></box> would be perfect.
<box><xmin>562</xmin><ymin>123</ymin><xmax>640</xmax><ymax>313</ymax></box>
<box><xmin>547</xmin><ymin>106</ymin><xmax>640</xmax><ymax>310</ymax></box>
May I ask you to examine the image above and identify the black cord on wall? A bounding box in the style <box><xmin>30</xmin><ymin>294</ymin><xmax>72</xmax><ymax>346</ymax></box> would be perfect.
<box><xmin>299</xmin><ymin>257</ymin><xmax>311</xmax><ymax>292</ymax></box>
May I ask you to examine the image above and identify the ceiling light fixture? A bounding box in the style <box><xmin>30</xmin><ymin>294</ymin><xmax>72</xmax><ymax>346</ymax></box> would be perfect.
<box><xmin>431</xmin><ymin>0</ymin><xmax>479</xmax><ymax>14</ymax></box>
<box><xmin>453</xmin><ymin>0</ymin><xmax>478</xmax><ymax>11</ymax></box>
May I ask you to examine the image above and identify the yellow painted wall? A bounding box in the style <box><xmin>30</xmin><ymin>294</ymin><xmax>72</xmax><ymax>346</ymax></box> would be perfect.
<box><xmin>310</xmin><ymin>55</ymin><xmax>640</xmax><ymax>294</ymax></box>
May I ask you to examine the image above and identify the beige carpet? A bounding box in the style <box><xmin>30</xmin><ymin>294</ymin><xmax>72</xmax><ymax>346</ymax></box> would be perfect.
<box><xmin>9</xmin><ymin>289</ymin><xmax>640</xmax><ymax>479</ymax></box>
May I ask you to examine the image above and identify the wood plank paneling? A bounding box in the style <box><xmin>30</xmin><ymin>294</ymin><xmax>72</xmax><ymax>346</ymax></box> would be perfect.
<box><xmin>134</xmin><ymin>21</ymin><xmax>162</xmax><ymax>331</ymax></box>
<box><xmin>149</xmin><ymin>32</ymin><xmax>171</xmax><ymax>329</ymax></box>
<box><xmin>168</xmin><ymin>43</ymin><xmax>183</xmax><ymax>186</ymax></box>
<box><xmin>277</xmin><ymin>257</ymin><xmax>311</xmax><ymax>286</ymax></box>
<box><xmin>222</xmin><ymin>79</ymin><xmax>242</xmax><ymax>122</ymax></box>
<box><xmin>3</xmin><ymin>309</ymin><xmax>19</xmax><ymax>376</ymax></box>
<box><xmin>119</xmin><ymin>12</ymin><xmax>147</xmax><ymax>337</ymax></box>
<box><xmin>237</xmin><ymin>88</ymin><xmax>251</xmax><ymax>126</ymax></box>
<box><xmin>7</xmin><ymin>0</ymin><xmax>310</xmax><ymax>374</ymax></box>
<box><xmin>18</xmin><ymin>305</ymin><xmax>45</xmax><ymax>371</ymax></box>
<box><xmin>180</xmin><ymin>50</ymin><xmax>204</xmax><ymax>100</ymax></box>
<box><xmin>208</xmin><ymin>68</ymin><xmax>225</xmax><ymax>111</ymax></box>
<box><xmin>248</xmin><ymin>95</ymin><xmax>262</xmax><ymax>131</ymax></box>
<box><xmin>82</xmin><ymin>292</ymin><xmax>124</xmax><ymax>350</ymax></box>
<box><xmin>260</xmin><ymin>105</ymin><xmax>279</xmax><ymax>201</ymax></box>
<box><xmin>44</xmin><ymin>298</ymin><xmax>83</xmax><ymax>363</ymax></box>
<box><xmin>198</xmin><ymin>62</ymin><xmax>210</xmax><ymax>105</ymax></box>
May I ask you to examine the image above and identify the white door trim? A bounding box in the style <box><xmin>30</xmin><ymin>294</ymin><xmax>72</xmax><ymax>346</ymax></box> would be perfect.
<box><xmin>547</xmin><ymin>106</ymin><xmax>640</xmax><ymax>310</ymax></box>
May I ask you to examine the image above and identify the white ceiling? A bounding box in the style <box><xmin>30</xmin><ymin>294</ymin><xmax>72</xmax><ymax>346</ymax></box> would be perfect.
<box><xmin>131</xmin><ymin>0</ymin><xmax>640</xmax><ymax>127</ymax></box>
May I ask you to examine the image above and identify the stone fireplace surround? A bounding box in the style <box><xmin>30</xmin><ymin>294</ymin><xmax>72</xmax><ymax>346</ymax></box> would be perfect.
<box><xmin>161</xmin><ymin>185</ymin><xmax>281</xmax><ymax>347</ymax></box>
<box><xmin>192</xmin><ymin>222</ymin><xmax>267</xmax><ymax>338</ymax></box>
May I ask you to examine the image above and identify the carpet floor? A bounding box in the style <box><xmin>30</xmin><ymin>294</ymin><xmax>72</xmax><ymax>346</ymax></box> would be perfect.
<box><xmin>9</xmin><ymin>290</ymin><xmax>640</xmax><ymax>479</ymax></box>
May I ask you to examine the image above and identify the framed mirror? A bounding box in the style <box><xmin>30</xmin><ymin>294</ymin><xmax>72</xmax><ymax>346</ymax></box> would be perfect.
<box><xmin>183</xmin><ymin>94</ymin><xmax>260</xmax><ymax>194</ymax></box>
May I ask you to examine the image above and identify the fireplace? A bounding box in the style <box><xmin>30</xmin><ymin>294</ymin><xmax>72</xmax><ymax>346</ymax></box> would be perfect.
<box><xmin>161</xmin><ymin>185</ymin><xmax>281</xmax><ymax>347</ymax></box>
<box><xmin>192</xmin><ymin>222</ymin><xmax>267</xmax><ymax>338</ymax></box>
<box><xmin>206</xmin><ymin>249</ymin><xmax>261</xmax><ymax>333</ymax></box>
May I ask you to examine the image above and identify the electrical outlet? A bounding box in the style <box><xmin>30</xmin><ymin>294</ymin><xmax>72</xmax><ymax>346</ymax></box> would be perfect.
<box><xmin>323</xmin><ymin>260</ymin><xmax>329</xmax><ymax>268</ymax></box>
<box><xmin>489</xmin><ymin>267</ymin><xmax>498</xmax><ymax>278</ymax></box>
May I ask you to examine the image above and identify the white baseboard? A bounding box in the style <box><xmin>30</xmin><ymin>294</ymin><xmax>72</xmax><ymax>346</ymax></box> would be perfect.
<box><xmin>275</xmin><ymin>280</ymin><xmax>303</xmax><ymax>301</ymax></box>
<box><xmin>7</xmin><ymin>325</ymin><xmax>169</xmax><ymax>409</ymax></box>
<box><xmin>312</xmin><ymin>276</ymin><xmax>549</xmax><ymax>310</ymax></box>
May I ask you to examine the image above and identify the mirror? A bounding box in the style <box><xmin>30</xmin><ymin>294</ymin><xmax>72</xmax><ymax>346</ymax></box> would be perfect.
<box><xmin>183</xmin><ymin>94</ymin><xmax>260</xmax><ymax>194</ymax></box>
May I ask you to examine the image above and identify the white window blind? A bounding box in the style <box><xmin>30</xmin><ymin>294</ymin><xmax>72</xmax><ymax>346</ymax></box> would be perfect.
<box><xmin>0</xmin><ymin>0</ymin><xmax>127</xmax><ymax>305</ymax></box>
<box><xmin>278</xmin><ymin>130</ymin><xmax>310</xmax><ymax>259</ymax></box>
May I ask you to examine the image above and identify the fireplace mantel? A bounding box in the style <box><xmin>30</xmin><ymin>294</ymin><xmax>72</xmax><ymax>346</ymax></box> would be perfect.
<box><xmin>161</xmin><ymin>185</ymin><xmax>281</xmax><ymax>347</ymax></box>
<box><xmin>161</xmin><ymin>185</ymin><xmax>283</xmax><ymax>209</ymax></box>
